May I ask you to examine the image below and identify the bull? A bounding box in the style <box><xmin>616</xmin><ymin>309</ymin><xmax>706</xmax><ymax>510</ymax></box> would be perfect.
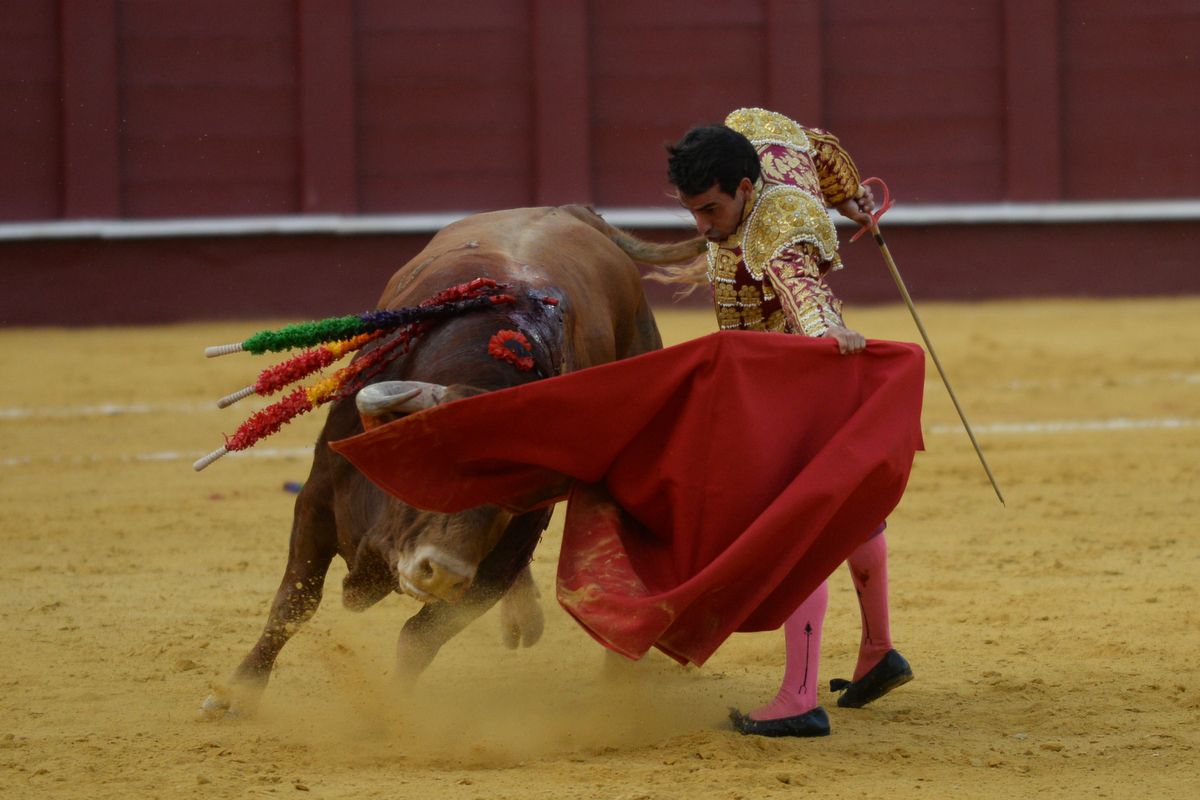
<box><xmin>202</xmin><ymin>205</ymin><xmax>702</xmax><ymax>717</ymax></box>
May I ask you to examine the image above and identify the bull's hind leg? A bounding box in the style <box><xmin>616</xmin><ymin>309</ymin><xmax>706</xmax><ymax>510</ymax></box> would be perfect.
<box><xmin>394</xmin><ymin>509</ymin><xmax>550</xmax><ymax>687</ymax></box>
<box><xmin>202</xmin><ymin>478</ymin><xmax>338</xmax><ymax>718</ymax></box>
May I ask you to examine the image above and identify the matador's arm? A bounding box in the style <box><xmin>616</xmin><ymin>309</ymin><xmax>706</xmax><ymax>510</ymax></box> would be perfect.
<box><xmin>809</xmin><ymin>128</ymin><xmax>876</xmax><ymax>226</ymax></box>
<box><xmin>763</xmin><ymin>243</ymin><xmax>845</xmax><ymax>338</ymax></box>
<box><xmin>808</xmin><ymin>129</ymin><xmax>863</xmax><ymax>206</ymax></box>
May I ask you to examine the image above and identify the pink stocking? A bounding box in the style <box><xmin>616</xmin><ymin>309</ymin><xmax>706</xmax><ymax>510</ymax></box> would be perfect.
<box><xmin>749</xmin><ymin>580</ymin><xmax>828</xmax><ymax>720</ymax></box>
<box><xmin>847</xmin><ymin>527</ymin><xmax>893</xmax><ymax>681</ymax></box>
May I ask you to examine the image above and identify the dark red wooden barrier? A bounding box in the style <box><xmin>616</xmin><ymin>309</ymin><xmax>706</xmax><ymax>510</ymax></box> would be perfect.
<box><xmin>0</xmin><ymin>1</ymin><xmax>1196</xmax><ymax>323</ymax></box>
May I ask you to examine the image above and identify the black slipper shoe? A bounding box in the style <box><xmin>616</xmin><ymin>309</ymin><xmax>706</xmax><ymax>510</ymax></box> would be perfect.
<box><xmin>829</xmin><ymin>649</ymin><xmax>913</xmax><ymax>708</ymax></box>
<box><xmin>728</xmin><ymin>706</ymin><xmax>830</xmax><ymax>737</ymax></box>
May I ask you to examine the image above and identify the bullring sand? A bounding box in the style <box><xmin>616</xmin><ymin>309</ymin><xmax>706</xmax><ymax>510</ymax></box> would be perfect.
<box><xmin>1</xmin><ymin>298</ymin><xmax>1197</xmax><ymax>798</ymax></box>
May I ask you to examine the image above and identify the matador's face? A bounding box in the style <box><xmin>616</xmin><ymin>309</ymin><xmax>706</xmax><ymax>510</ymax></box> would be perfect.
<box><xmin>677</xmin><ymin>177</ymin><xmax>753</xmax><ymax>242</ymax></box>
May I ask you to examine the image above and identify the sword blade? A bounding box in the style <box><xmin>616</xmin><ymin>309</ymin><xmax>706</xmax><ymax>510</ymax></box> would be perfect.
<box><xmin>871</xmin><ymin>228</ymin><xmax>1006</xmax><ymax>505</ymax></box>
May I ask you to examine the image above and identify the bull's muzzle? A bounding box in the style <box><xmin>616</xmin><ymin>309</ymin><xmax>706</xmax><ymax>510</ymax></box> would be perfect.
<box><xmin>396</xmin><ymin>544</ymin><xmax>477</xmax><ymax>603</ymax></box>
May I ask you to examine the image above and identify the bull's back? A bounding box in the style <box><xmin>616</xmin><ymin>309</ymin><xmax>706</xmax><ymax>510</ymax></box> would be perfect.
<box><xmin>378</xmin><ymin>206</ymin><xmax>657</xmax><ymax>367</ymax></box>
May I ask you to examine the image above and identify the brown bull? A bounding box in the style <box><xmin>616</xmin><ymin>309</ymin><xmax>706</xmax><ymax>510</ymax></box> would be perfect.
<box><xmin>202</xmin><ymin>205</ymin><xmax>701</xmax><ymax>717</ymax></box>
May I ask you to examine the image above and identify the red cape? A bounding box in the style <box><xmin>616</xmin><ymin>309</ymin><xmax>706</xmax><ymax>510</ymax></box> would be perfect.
<box><xmin>331</xmin><ymin>331</ymin><xmax>924</xmax><ymax>665</ymax></box>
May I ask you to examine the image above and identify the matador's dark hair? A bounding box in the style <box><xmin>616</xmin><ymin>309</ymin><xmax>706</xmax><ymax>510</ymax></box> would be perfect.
<box><xmin>665</xmin><ymin>124</ymin><xmax>761</xmax><ymax>197</ymax></box>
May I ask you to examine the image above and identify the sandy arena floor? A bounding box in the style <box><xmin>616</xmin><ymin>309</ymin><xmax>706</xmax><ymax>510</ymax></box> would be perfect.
<box><xmin>1</xmin><ymin>298</ymin><xmax>1197</xmax><ymax>799</ymax></box>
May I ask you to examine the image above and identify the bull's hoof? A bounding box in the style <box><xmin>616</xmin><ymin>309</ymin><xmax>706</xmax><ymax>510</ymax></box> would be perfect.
<box><xmin>499</xmin><ymin>584</ymin><xmax>544</xmax><ymax>649</ymax></box>
<box><xmin>199</xmin><ymin>693</ymin><xmax>238</xmax><ymax>720</ymax></box>
<box><xmin>199</xmin><ymin>683</ymin><xmax>257</xmax><ymax>720</ymax></box>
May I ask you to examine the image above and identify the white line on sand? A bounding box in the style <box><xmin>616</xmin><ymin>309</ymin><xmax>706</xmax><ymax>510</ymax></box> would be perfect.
<box><xmin>926</xmin><ymin>417</ymin><xmax>1197</xmax><ymax>435</ymax></box>
<box><xmin>2</xmin><ymin>419</ymin><xmax>1196</xmax><ymax>469</ymax></box>
<box><xmin>3</xmin><ymin>370</ymin><xmax>1198</xmax><ymax>421</ymax></box>
<box><xmin>1</xmin><ymin>447</ymin><xmax>314</xmax><ymax>468</ymax></box>
<box><xmin>0</xmin><ymin>401</ymin><xmax>249</xmax><ymax>419</ymax></box>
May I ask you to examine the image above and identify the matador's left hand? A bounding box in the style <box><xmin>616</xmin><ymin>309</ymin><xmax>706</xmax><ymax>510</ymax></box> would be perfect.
<box><xmin>835</xmin><ymin>184</ymin><xmax>876</xmax><ymax>230</ymax></box>
<box><xmin>824</xmin><ymin>324</ymin><xmax>866</xmax><ymax>355</ymax></box>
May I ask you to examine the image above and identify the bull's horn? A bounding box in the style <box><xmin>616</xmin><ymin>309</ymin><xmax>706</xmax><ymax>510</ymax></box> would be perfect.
<box><xmin>356</xmin><ymin>381</ymin><xmax>447</xmax><ymax>417</ymax></box>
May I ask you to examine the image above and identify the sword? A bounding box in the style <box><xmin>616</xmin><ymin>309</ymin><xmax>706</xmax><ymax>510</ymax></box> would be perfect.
<box><xmin>850</xmin><ymin>177</ymin><xmax>1005</xmax><ymax>505</ymax></box>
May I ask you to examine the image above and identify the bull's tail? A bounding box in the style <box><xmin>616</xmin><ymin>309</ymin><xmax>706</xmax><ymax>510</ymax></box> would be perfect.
<box><xmin>639</xmin><ymin>260</ymin><xmax>708</xmax><ymax>297</ymax></box>
<box><xmin>607</xmin><ymin>226</ymin><xmax>707</xmax><ymax>265</ymax></box>
<box><xmin>561</xmin><ymin>204</ymin><xmax>706</xmax><ymax>265</ymax></box>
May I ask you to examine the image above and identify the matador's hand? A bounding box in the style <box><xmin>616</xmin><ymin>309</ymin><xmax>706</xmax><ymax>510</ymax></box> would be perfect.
<box><xmin>824</xmin><ymin>324</ymin><xmax>866</xmax><ymax>355</ymax></box>
<box><xmin>835</xmin><ymin>184</ymin><xmax>876</xmax><ymax>229</ymax></box>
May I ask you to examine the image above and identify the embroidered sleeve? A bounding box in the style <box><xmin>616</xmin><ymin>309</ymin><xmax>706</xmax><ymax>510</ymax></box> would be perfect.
<box><xmin>763</xmin><ymin>243</ymin><xmax>845</xmax><ymax>337</ymax></box>
<box><xmin>807</xmin><ymin>129</ymin><xmax>863</xmax><ymax>207</ymax></box>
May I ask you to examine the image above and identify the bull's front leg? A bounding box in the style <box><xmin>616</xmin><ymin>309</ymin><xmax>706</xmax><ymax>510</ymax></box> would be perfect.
<box><xmin>498</xmin><ymin>564</ymin><xmax>544</xmax><ymax>649</ymax></box>
<box><xmin>394</xmin><ymin>510</ymin><xmax>550</xmax><ymax>687</ymax></box>
<box><xmin>393</xmin><ymin>564</ymin><xmax>545</xmax><ymax>688</ymax></box>
<box><xmin>394</xmin><ymin>592</ymin><xmax>500</xmax><ymax>690</ymax></box>
<box><xmin>202</xmin><ymin>488</ymin><xmax>337</xmax><ymax>718</ymax></box>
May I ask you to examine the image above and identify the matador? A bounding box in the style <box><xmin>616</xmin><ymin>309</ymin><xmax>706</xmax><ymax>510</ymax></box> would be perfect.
<box><xmin>663</xmin><ymin>107</ymin><xmax>915</xmax><ymax>737</ymax></box>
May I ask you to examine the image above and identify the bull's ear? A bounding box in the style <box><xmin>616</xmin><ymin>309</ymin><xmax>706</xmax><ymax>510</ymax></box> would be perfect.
<box><xmin>356</xmin><ymin>380</ymin><xmax>447</xmax><ymax>423</ymax></box>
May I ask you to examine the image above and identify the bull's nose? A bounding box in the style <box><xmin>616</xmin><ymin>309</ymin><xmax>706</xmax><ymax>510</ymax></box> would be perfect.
<box><xmin>414</xmin><ymin>557</ymin><xmax>469</xmax><ymax>595</ymax></box>
<box><xmin>399</xmin><ymin>546</ymin><xmax>475</xmax><ymax>602</ymax></box>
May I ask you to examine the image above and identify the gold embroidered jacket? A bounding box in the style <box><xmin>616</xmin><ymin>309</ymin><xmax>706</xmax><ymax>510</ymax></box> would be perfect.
<box><xmin>707</xmin><ymin>107</ymin><xmax>863</xmax><ymax>336</ymax></box>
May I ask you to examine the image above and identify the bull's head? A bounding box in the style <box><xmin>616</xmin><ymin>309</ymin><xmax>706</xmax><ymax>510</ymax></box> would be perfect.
<box><xmin>354</xmin><ymin>381</ymin><xmax>511</xmax><ymax>604</ymax></box>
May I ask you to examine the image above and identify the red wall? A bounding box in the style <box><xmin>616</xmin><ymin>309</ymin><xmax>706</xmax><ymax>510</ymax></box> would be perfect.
<box><xmin>119</xmin><ymin>2</ymin><xmax>299</xmax><ymax>216</ymax></box>
<box><xmin>3</xmin><ymin>0</ymin><xmax>1197</xmax><ymax>220</ymax></box>
<box><xmin>1</xmin><ymin>1</ymin><xmax>1197</xmax><ymax>324</ymax></box>
<box><xmin>0</xmin><ymin>2</ymin><xmax>61</xmax><ymax>219</ymax></box>
<box><xmin>1060</xmin><ymin>0</ymin><xmax>1200</xmax><ymax>198</ymax></box>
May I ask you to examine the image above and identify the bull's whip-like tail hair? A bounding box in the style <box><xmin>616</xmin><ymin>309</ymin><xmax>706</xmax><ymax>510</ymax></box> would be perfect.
<box><xmin>642</xmin><ymin>260</ymin><xmax>709</xmax><ymax>299</ymax></box>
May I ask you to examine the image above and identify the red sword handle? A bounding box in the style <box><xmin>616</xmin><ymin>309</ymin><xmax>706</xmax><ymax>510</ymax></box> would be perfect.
<box><xmin>849</xmin><ymin>176</ymin><xmax>894</xmax><ymax>243</ymax></box>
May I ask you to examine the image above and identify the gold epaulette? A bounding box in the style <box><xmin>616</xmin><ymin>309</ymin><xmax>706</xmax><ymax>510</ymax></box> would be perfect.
<box><xmin>740</xmin><ymin>185</ymin><xmax>837</xmax><ymax>280</ymax></box>
<box><xmin>725</xmin><ymin>108</ymin><xmax>813</xmax><ymax>154</ymax></box>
